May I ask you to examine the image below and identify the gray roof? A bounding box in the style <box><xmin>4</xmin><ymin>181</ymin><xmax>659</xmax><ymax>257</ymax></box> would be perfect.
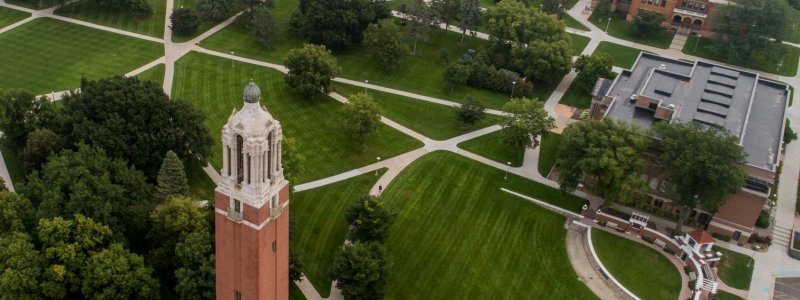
<box><xmin>599</xmin><ymin>53</ymin><xmax>789</xmax><ymax>171</ymax></box>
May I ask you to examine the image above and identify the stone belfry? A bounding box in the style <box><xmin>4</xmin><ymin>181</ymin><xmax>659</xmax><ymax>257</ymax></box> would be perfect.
<box><xmin>215</xmin><ymin>82</ymin><xmax>290</xmax><ymax>300</ymax></box>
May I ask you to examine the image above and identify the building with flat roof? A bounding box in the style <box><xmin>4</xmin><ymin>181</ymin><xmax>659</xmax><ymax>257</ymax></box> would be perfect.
<box><xmin>590</xmin><ymin>52</ymin><xmax>790</xmax><ymax>243</ymax></box>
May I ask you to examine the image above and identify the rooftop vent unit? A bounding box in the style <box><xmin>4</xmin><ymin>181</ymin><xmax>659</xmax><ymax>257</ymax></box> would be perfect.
<box><xmin>629</xmin><ymin>94</ymin><xmax>638</xmax><ymax>102</ymax></box>
<box><xmin>659</xmin><ymin>64</ymin><xmax>666</xmax><ymax>70</ymax></box>
<box><xmin>668</xmin><ymin>104</ymin><xmax>675</xmax><ymax>110</ymax></box>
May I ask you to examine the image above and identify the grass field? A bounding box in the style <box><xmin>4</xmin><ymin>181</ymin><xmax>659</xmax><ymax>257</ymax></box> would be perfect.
<box><xmin>185</xmin><ymin>161</ymin><xmax>215</xmax><ymax>200</ymax></box>
<box><xmin>457</xmin><ymin>129</ymin><xmax>525</xmax><ymax>167</ymax></box>
<box><xmin>290</xmin><ymin>282</ymin><xmax>306</xmax><ymax>300</ymax></box>
<box><xmin>715</xmin><ymin>290</ymin><xmax>745</xmax><ymax>300</ymax></box>
<box><xmin>135</xmin><ymin>63</ymin><xmax>165</xmax><ymax>85</ymax></box>
<box><xmin>589</xmin><ymin>12</ymin><xmax>674</xmax><ymax>49</ymax></box>
<box><xmin>713</xmin><ymin>246</ymin><xmax>754</xmax><ymax>290</ymax></box>
<box><xmin>333</xmin><ymin>83</ymin><xmax>502</xmax><ymax>140</ymax></box>
<box><xmin>380</xmin><ymin>152</ymin><xmax>594</xmax><ymax>298</ymax></box>
<box><xmin>0</xmin><ymin>6</ymin><xmax>30</xmax><ymax>29</ymax></box>
<box><xmin>558</xmin><ymin>81</ymin><xmax>592</xmax><ymax>109</ymax></box>
<box><xmin>570</xmin><ymin>33</ymin><xmax>591</xmax><ymax>54</ymax></box>
<box><xmin>538</xmin><ymin>132</ymin><xmax>562</xmax><ymax>177</ymax></box>
<box><xmin>786</xmin><ymin>8</ymin><xmax>800</xmax><ymax>44</ymax></box>
<box><xmin>291</xmin><ymin>170</ymin><xmax>384</xmax><ymax>297</ymax></box>
<box><xmin>594</xmin><ymin>41</ymin><xmax>644</xmax><ymax>69</ymax></box>
<box><xmin>592</xmin><ymin>229</ymin><xmax>682</xmax><ymax>300</ymax></box>
<box><xmin>683</xmin><ymin>37</ymin><xmax>799</xmax><ymax>77</ymax></box>
<box><xmin>55</xmin><ymin>0</ymin><xmax>166</xmax><ymax>37</ymax></box>
<box><xmin>171</xmin><ymin>51</ymin><xmax>422</xmax><ymax>183</ymax></box>
<box><xmin>0</xmin><ymin>18</ymin><xmax>163</xmax><ymax>94</ymax></box>
<box><xmin>172</xmin><ymin>0</ymin><xmax>239</xmax><ymax>42</ymax></box>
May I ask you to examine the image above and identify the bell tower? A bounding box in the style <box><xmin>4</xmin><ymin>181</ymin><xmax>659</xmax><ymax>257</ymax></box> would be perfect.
<box><xmin>215</xmin><ymin>82</ymin><xmax>290</xmax><ymax>300</ymax></box>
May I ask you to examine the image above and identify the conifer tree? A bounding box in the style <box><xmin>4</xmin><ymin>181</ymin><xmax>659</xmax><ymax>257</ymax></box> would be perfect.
<box><xmin>156</xmin><ymin>150</ymin><xmax>189</xmax><ymax>200</ymax></box>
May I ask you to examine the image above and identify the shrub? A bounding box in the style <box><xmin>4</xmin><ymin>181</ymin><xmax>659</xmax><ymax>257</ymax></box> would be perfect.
<box><xmin>631</xmin><ymin>9</ymin><xmax>666</xmax><ymax>37</ymax></box>
<box><xmin>748</xmin><ymin>233</ymin><xmax>772</xmax><ymax>245</ymax></box>
<box><xmin>456</xmin><ymin>98</ymin><xmax>486</xmax><ymax>126</ymax></box>
<box><xmin>755</xmin><ymin>210</ymin><xmax>770</xmax><ymax>228</ymax></box>
<box><xmin>465</xmin><ymin>61</ymin><xmax>534</xmax><ymax>98</ymax></box>
<box><xmin>171</xmin><ymin>8</ymin><xmax>200</xmax><ymax>36</ymax></box>
<box><xmin>712</xmin><ymin>232</ymin><xmax>731</xmax><ymax>242</ymax></box>
<box><xmin>597</xmin><ymin>220</ymin><xmax>608</xmax><ymax>227</ymax></box>
<box><xmin>641</xmin><ymin>236</ymin><xmax>654</xmax><ymax>244</ymax></box>
<box><xmin>663</xmin><ymin>247</ymin><xmax>676</xmax><ymax>255</ymax></box>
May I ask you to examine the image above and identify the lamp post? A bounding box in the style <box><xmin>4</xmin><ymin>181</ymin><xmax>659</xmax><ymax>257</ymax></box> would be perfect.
<box><xmin>375</xmin><ymin>157</ymin><xmax>381</xmax><ymax>176</ymax></box>
<box><xmin>746</xmin><ymin>245</ymin><xmax>761</xmax><ymax>267</ymax></box>
<box><xmin>605</xmin><ymin>17</ymin><xmax>611</xmax><ymax>33</ymax></box>
<box><xmin>510</xmin><ymin>81</ymin><xmax>517</xmax><ymax>98</ymax></box>
<box><xmin>504</xmin><ymin>161</ymin><xmax>511</xmax><ymax>179</ymax></box>
<box><xmin>777</xmin><ymin>56</ymin><xmax>785</xmax><ymax>72</ymax></box>
<box><xmin>364</xmin><ymin>80</ymin><xmax>369</xmax><ymax>93</ymax></box>
<box><xmin>694</xmin><ymin>34</ymin><xmax>701</xmax><ymax>53</ymax></box>
<box><xmin>231</xmin><ymin>52</ymin><xmax>235</xmax><ymax>68</ymax></box>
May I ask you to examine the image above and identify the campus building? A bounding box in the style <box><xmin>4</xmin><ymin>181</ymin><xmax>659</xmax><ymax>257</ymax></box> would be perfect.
<box><xmin>215</xmin><ymin>82</ymin><xmax>291</xmax><ymax>300</ymax></box>
<box><xmin>596</xmin><ymin>0</ymin><xmax>719</xmax><ymax>35</ymax></box>
<box><xmin>589</xmin><ymin>52</ymin><xmax>790</xmax><ymax>243</ymax></box>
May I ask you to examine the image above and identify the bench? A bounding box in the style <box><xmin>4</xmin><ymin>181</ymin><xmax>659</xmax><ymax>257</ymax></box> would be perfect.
<box><xmin>606</xmin><ymin>222</ymin><xmax>618</xmax><ymax>230</ymax></box>
<box><xmin>654</xmin><ymin>239</ymin><xmax>667</xmax><ymax>249</ymax></box>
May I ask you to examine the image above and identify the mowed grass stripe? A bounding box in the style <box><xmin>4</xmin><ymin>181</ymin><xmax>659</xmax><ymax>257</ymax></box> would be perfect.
<box><xmin>380</xmin><ymin>152</ymin><xmax>595</xmax><ymax>299</ymax></box>
<box><xmin>172</xmin><ymin>51</ymin><xmax>422</xmax><ymax>183</ymax></box>
<box><xmin>55</xmin><ymin>0</ymin><xmax>166</xmax><ymax>37</ymax></box>
<box><xmin>0</xmin><ymin>6</ymin><xmax>30</xmax><ymax>29</ymax></box>
<box><xmin>0</xmin><ymin>18</ymin><xmax>163</xmax><ymax>94</ymax></box>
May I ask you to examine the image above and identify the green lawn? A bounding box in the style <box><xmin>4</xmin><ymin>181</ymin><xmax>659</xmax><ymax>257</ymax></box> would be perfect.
<box><xmin>786</xmin><ymin>8</ymin><xmax>800</xmax><ymax>44</ymax></box>
<box><xmin>135</xmin><ymin>63</ymin><xmax>165</xmax><ymax>85</ymax></box>
<box><xmin>683</xmin><ymin>37</ymin><xmax>799</xmax><ymax>77</ymax></box>
<box><xmin>0</xmin><ymin>6</ymin><xmax>30</xmax><ymax>29</ymax></box>
<box><xmin>333</xmin><ymin>83</ymin><xmax>502</xmax><ymax>140</ymax></box>
<box><xmin>186</xmin><ymin>161</ymin><xmax>215</xmax><ymax>201</ymax></box>
<box><xmin>0</xmin><ymin>18</ymin><xmax>164</xmax><ymax>94</ymax></box>
<box><xmin>172</xmin><ymin>0</ymin><xmax>240</xmax><ymax>42</ymax></box>
<box><xmin>4</xmin><ymin>0</ymin><xmax>52</xmax><ymax>9</ymax></box>
<box><xmin>713</xmin><ymin>246</ymin><xmax>754</xmax><ymax>290</ymax></box>
<box><xmin>564</xmin><ymin>14</ymin><xmax>590</xmax><ymax>31</ymax></box>
<box><xmin>380</xmin><ymin>151</ymin><xmax>594</xmax><ymax>299</ymax></box>
<box><xmin>594</xmin><ymin>41</ymin><xmax>644</xmax><ymax>69</ymax></box>
<box><xmin>0</xmin><ymin>142</ymin><xmax>23</xmax><ymax>188</ymax></box>
<box><xmin>715</xmin><ymin>290</ymin><xmax>745</xmax><ymax>300</ymax></box>
<box><xmin>538</xmin><ymin>132</ymin><xmax>562</xmax><ymax>177</ymax></box>
<box><xmin>171</xmin><ymin>51</ymin><xmax>422</xmax><ymax>183</ymax></box>
<box><xmin>457</xmin><ymin>128</ymin><xmax>525</xmax><ymax>167</ymax></box>
<box><xmin>592</xmin><ymin>229</ymin><xmax>682</xmax><ymax>300</ymax></box>
<box><xmin>589</xmin><ymin>12</ymin><xmax>674</xmax><ymax>49</ymax></box>
<box><xmin>569</xmin><ymin>32</ymin><xmax>592</xmax><ymax>54</ymax></box>
<box><xmin>290</xmin><ymin>282</ymin><xmax>306</xmax><ymax>300</ymax></box>
<box><xmin>55</xmin><ymin>0</ymin><xmax>166</xmax><ymax>38</ymax></box>
<box><xmin>558</xmin><ymin>81</ymin><xmax>592</xmax><ymax>109</ymax></box>
<box><xmin>291</xmin><ymin>170</ymin><xmax>384</xmax><ymax>297</ymax></box>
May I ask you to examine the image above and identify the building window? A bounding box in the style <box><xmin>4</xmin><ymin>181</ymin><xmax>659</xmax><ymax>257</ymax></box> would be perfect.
<box><xmin>246</xmin><ymin>155</ymin><xmax>251</xmax><ymax>184</ymax></box>
<box><xmin>227</xmin><ymin>146</ymin><xmax>231</xmax><ymax>176</ymax></box>
<box><xmin>235</xmin><ymin>290</ymin><xmax>241</xmax><ymax>300</ymax></box>
<box><xmin>661</xmin><ymin>0</ymin><xmax>667</xmax><ymax>7</ymax></box>
<box><xmin>649</xmin><ymin>177</ymin><xmax>659</xmax><ymax>190</ymax></box>
<box><xmin>236</xmin><ymin>135</ymin><xmax>244</xmax><ymax>184</ymax></box>
<box><xmin>745</xmin><ymin>176</ymin><xmax>770</xmax><ymax>193</ymax></box>
<box><xmin>654</xmin><ymin>199</ymin><xmax>664</xmax><ymax>208</ymax></box>
<box><xmin>272</xmin><ymin>241</ymin><xmax>277</xmax><ymax>253</ymax></box>
<box><xmin>234</xmin><ymin>199</ymin><xmax>241</xmax><ymax>213</ymax></box>
<box><xmin>654</xmin><ymin>0</ymin><xmax>660</xmax><ymax>6</ymax></box>
<box><xmin>271</xmin><ymin>195</ymin><xmax>278</xmax><ymax>209</ymax></box>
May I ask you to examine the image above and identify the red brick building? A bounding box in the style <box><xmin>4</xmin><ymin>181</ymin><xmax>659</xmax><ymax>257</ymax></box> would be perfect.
<box><xmin>597</xmin><ymin>0</ymin><xmax>720</xmax><ymax>35</ymax></box>
<box><xmin>215</xmin><ymin>82</ymin><xmax>290</xmax><ymax>300</ymax></box>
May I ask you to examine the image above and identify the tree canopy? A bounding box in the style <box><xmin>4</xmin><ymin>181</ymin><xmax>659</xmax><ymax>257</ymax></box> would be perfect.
<box><xmin>81</xmin><ymin>243</ymin><xmax>159</xmax><ymax>300</ymax></box>
<box><xmin>458</xmin><ymin>0</ymin><xmax>481</xmax><ymax>42</ymax></box>
<box><xmin>631</xmin><ymin>10</ymin><xmax>665</xmax><ymax>37</ymax></box>
<box><xmin>295</xmin><ymin>0</ymin><xmax>390</xmax><ymax>51</ymax></box>
<box><xmin>500</xmin><ymin>98</ymin><xmax>555</xmax><ymax>152</ymax></box>
<box><xmin>147</xmin><ymin>196</ymin><xmax>209</xmax><ymax>276</ymax></box>
<box><xmin>156</xmin><ymin>150</ymin><xmax>190</xmax><ymax>201</ymax></box>
<box><xmin>345</xmin><ymin>195</ymin><xmax>395</xmax><ymax>243</ymax></box>
<box><xmin>0</xmin><ymin>90</ymin><xmax>56</xmax><ymax>149</ymax></box>
<box><xmin>330</xmin><ymin>242</ymin><xmax>391</xmax><ymax>300</ymax></box>
<box><xmin>341</xmin><ymin>93</ymin><xmax>382</xmax><ymax>149</ymax></box>
<box><xmin>174</xmin><ymin>230</ymin><xmax>215</xmax><ymax>300</ymax></box>
<box><xmin>712</xmin><ymin>0</ymin><xmax>791</xmax><ymax>60</ymax></box>
<box><xmin>573</xmin><ymin>53</ymin><xmax>615</xmax><ymax>91</ymax></box>
<box><xmin>0</xmin><ymin>232</ymin><xmax>43</xmax><ymax>300</ymax></box>
<box><xmin>0</xmin><ymin>192</ymin><xmax>34</xmax><ymax>235</ymax></box>
<box><xmin>363</xmin><ymin>19</ymin><xmax>410</xmax><ymax>69</ymax></box>
<box><xmin>171</xmin><ymin>8</ymin><xmax>200</xmax><ymax>36</ymax></box>
<box><xmin>284</xmin><ymin>44</ymin><xmax>341</xmax><ymax>96</ymax></box>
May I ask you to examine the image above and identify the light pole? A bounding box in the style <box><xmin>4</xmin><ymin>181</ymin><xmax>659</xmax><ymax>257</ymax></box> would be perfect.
<box><xmin>777</xmin><ymin>56</ymin><xmax>785</xmax><ymax>72</ymax></box>
<box><xmin>364</xmin><ymin>80</ymin><xmax>369</xmax><ymax>93</ymax></box>
<box><xmin>746</xmin><ymin>245</ymin><xmax>761</xmax><ymax>267</ymax></box>
<box><xmin>605</xmin><ymin>17</ymin><xmax>611</xmax><ymax>33</ymax></box>
<box><xmin>504</xmin><ymin>161</ymin><xmax>511</xmax><ymax>179</ymax></box>
<box><xmin>231</xmin><ymin>51</ymin><xmax>235</xmax><ymax>68</ymax></box>
<box><xmin>375</xmin><ymin>157</ymin><xmax>381</xmax><ymax>176</ymax></box>
<box><xmin>693</xmin><ymin>34</ymin><xmax>701</xmax><ymax>53</ymax></box>
<box><xmin>510</xmin><ymin>81</ymin><xmax>517</xmax><ymax>98</ymax></box>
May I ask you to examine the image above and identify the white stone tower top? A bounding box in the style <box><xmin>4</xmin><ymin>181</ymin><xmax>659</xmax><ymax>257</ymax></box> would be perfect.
<box><xmin>218</xmin><ymin>81</ymin><xmax>287</xmax><ymax>210</ymax></box>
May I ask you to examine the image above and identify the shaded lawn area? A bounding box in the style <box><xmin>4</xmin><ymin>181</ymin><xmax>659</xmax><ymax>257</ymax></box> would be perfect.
<box><xmin>172</xmin><ymin>0</ymin><xmax>240</xmax><ymax>42</ymax></box>
<box><xmin>185</xmin><ymin>161</ymin><xmax>215</xmax><ymax>201</ymax></box>
<box><xmin>538</xmin><ymin>131</ymin><xmax>562</xmax><ymax>177</ymax></box>
<box><xmin>683</xmin><ymin>37</ymin><xmax>799</xmax><ymax>77</ymax></box>
<box><xmin>592</xmin><ymin>229</ymin><xmax>682</xmax><ymax>300</ymax></box>
<box><xmin>715</xmin><ymin>290</ymin><xmax>745</xmax><ymax>300</ymax></box>
<box><xmin>0</xmin><ymin>142</ymin><xmax>23</xmax><ymax>189</ymax></box>
<box><xmin>0</xmin><ymin>6</ymin><xmax>30</xmax><ymax>29</ymax></box>
<box><xmin>558</xmin><ymin>81</ymin><xmax>592</xmax><ymax>109</ymax></box>
<box><xmin>380</xmin><ymin>151</ymin><xmax>594</xmax><ymax>299</ymax></box>
<box><xmin>289</xmin><ymin>282</ymin><xmax>306</xmax><ymax>300</ymax></box>
<box><xmin>570</xmin><ymin>32</ymin><xmax>592</xmax><ymax>54</ymax></box>
<box><xmin>787</xmin><ymin>8</ymin><xmax>800</xmax><ymax>44</ymax></box>
<box><xmin>594</xmin><ymin>41</ymin><xmax>644</xmax><ymax>69</ymax></box>
<box><xmin>563</xmin><ymin>14</ymin><xmax>590</xmax><ymax>31</ymax></box>
<box><xmin>589</xmin><ymin>12</ymin><xmax>674</xmax><ymax>49</ymax></box>
<box><xmin>457</xmin><ymin>128</ymin><xmax>524</xmax><ymax>167</ymax></box>
<box><xmin>0</xmin><ymin>18</ymin><xmax>164</xmax><ymax>94</ymax></box>
<box><xmin>55</xmin><ymin>0</ymin><xmax>166</xmax><ymax>38</ymax></box>
<box><xmin>291</xmin><ymin>170</ymin><xmax>384</xmax><ymax>297</ymax></box>
<box><xmin>332</xmin><ymin>83</ymin><xmax>502</xmax><ymax>140</ymax></box>
<box><xmin>171</xmin><ymin>52</ymin><xmax>422</xmax><ymax>183</ymax></box>
<box><xmin>4</xmin><ymin>0</ymin><xmax>51</xmax><ymax>9</ymax></box>
<box><xmin>713</xmin><ymin>246</ymin><xmax>754</xmax><ymax>290</ymax></box>
<box><xmin>135</xmin><ymin>63</ymin><xmax>165</xmax><ymax>85</ymax></box>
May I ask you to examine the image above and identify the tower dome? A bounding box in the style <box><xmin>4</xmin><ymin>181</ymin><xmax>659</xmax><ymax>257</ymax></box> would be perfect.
<box><xmin>243</xmin><ymin>81</ymin><xmax>261</xmax><ymax>103</ymax></box>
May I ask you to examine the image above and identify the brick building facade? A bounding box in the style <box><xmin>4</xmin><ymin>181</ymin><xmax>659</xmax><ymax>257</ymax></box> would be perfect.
<box><xmin>596</xmin><ymin>0</ymin><xmax>721</xmax><ymax>36</ymax></box>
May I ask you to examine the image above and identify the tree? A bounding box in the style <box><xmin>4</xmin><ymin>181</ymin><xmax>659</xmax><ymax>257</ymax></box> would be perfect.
<box><xmin>38</xmin><ymin>214</ymin><xmax>113</xmax><ymax>299</ymax></box>
<box><xmin>443</xmin><ymin>63</ymin><xmax>471</xmax><ymax>92</ymax></box>
<box><xmin>171</xmin><ymin>8</ymin><xmax>200</xmax><ymax>36</ymax></box>
<box><xmin>456</xmin><ymin>97</ymin><xmax>486</xmax><ymax>126</ymax></box>
<box><xmin>457</xmin><ymin>0</ymin><xmax>481</xmax><ymax>43</ymax></box>
<box><xmin>0</xmin><ymin>192</ymin><xmax>34</xmax><ymax>234</ymax></box>
<box><xmin>94</xmin><ymin>0</ymin><xmax>153</xmax><ymax>16</ymax></box>
<box><xmin>631</xmin><ymin>10</ymin><xmax>665</xmax><ymax>37</ymax></box>
<box><xmin>653</xmin><ymin>122</ymin><xmax>747</xmax><ymax>234</ymax></box>
<box><xmin>485</xmin><ymin>0</ymin><xmax>571</xmax><ymax>45</ymax></box>
<box><xmin>288</xmin><ymin>218</ymin><xmax>304</xmax><ymax>282</ymax></box>
<box><xmin>510</xmin><ymin>39</ymin><xmax>573</xmax><ymax>83</ymax></box>
<box><xmin>156</xmin><ymin>150</ymin><xmax>190</xmax><ymax>201</ymax></box>
<box><xmin>296</xmin><ymin>0</ymin><xmax>390</xmax><ymax>51</ymax></box>
<box><xmin>362</xmin><ymin>19</ymin><xmax>410</xmax><ymax>69</ymax></box>
<box><xmin>22</xmin><ymin>145</ymin><xmax>153</xmax><ymax>244</ymax></box>
<box><xmin>21</xmin><ymin>128</ymin><xmax>59</xmax><ymax>173</ymax></box>
<box><xmin>785</xmin><ymin>121</ymin><xmax>797</xmax><ymax>145</ymax></box>
<box><xmin>147</xmin><ymin>196</ymin><xmax>209</xmax><ymax>276</ymax></box>
<box><xmin>407</xmin><ymin>0</ymin><xmax>435</xmax><ymax>54</ymax></box>
<box><xmin>345</xmin><ymin>196</ymin><xmax>395</xmax><ymax>243</ymax></box>
<box><xmin>0</xmin><ymin>90</ymin><xmax>56</xmax><ymax>148</ymax></box>
<box><xmin>81</xmin><ymin>243</ymin><xmax>159</xmax><ymax>300</ymax></box>
<box><xmin>196</xmin><ymin>0</ymin><xmax>229</xmax><ymax>21</ymax></box>
<box><xmin>712</xmin><ymin>0</ymin><xmax>790</xmax><ymax>60</ymax></box>
<box><xmin>252</xmin><ymin>6</ymin><xmax>279</xmax><ymax>48</ymax></box>
<box><xmin>573</xmin><ymin>53</ymin><xmax>615</xmax><ymax>91</ymax></box>
<box><xmin>341</xmin><ymin>93</ymin><xmax>382</xmax><ymax>149</ymax></box>
<box><xmin>431</xmin><ymin>0</ymin><xmax>461</xmax><ymax>30</ymax></box>
<box><xmin>557</xmin><ymin>119</ymin><xmax>650</xmax><ymax>205</ymax></box>
<box><xmin>281</xmin><ymin>137</ymin><xmax>305</xmax><ymax>184</ymax></box>
<box><xmin>175</xmin><ymin>230</ymin><xmax>215</xmax><ymax>300</ymax></box>
<box><xmin>330</xmin><ymin>242</ymin><xmax>391</xmax><ymax>300</ymax></box>
<box><xmin>500</xmin><ymin>98</ymin><xmax>555</xmax><ymax>153</ymax></box>
<box><xmin>541</xmin><ymin>0</ymin><xmax>566</xmax><ymax>15</ymax></box>
<box><xmin>59</xmin><ymin>76</ymin><xmax>212</xmax><ymax>180</ymax></box>
<box><xmin>284</xmin><ymin>44</ymin><xmax>341</xmax><ymax>96</ymax></box>
<box><xmin>0</xmin><ymin>232</ymin><xmax>43</xmax><ymax>300</ymax></box>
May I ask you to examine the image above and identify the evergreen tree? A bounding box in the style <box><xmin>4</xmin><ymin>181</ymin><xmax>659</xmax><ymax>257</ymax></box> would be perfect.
<box><xmin>407</xmin><ymin>0</ymin><xmax>434</xmax><ymax>54</ymax></box>
<box><xmin>156</xmin><ymin>150</ymin><xmax>189</xmax><ymax>201</ymax></box>
<box><xmin>458</xmin><ymin>0</ymin><xmax>481</xmax><ymax>43</ymax></box>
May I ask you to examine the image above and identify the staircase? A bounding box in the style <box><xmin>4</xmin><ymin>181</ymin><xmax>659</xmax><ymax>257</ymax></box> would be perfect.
<box><xmin>773</xmin><ymin>225</ymin><xmax>793</xmax><ymax>247</ymax></box>
<box><xmin>669</xmin><ymin>34</ymin><xmax>689</xmax><ymax>51</ymax></box>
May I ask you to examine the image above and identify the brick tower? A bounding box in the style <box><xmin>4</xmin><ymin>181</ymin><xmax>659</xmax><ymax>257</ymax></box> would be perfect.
<box><xmin>215</xmin><ymin>82</ymin><xmax>290</xmax><ymax>300</ymax></box>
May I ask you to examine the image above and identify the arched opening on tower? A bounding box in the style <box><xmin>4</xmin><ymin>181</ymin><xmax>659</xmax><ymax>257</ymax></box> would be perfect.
<box><xmin>236</xmin><ymin>135</ymin><xmax>244</xmax><ymax>184</ymax></box>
